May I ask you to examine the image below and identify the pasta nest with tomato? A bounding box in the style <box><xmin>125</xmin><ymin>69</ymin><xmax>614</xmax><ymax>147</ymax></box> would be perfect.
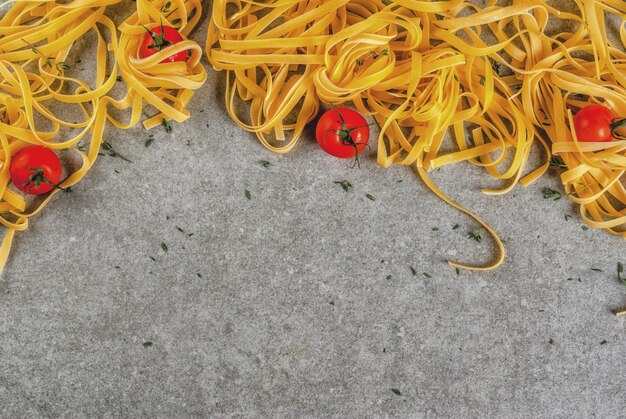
<box><xmin>0</xmin><ymin>0</ymin><xmax>119</xmax><ymax>268</ymax></box>
<box><xmin>0</xmin><ymin>0</ymin><xmax>206</xmax><ymax>272</ymax></box>
<box><xmin>480</xmin><ymin>0</ymin><xmax>626</xmax><ymax>236</ymax></box>
<box><xmin>112</xmin><ymin>0</ymin><xmax>206</xmax><ymax>130</ymax></box>
<box><xmin>206</xmin><ymin>0</ymin><xmax>549</xmax><ymax>270</ymax></box>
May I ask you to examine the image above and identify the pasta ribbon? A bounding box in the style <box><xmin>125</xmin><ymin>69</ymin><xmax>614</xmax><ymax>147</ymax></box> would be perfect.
<box><xmin>206</xmin><ymin>0</ymin><xmax>550</xmax><ymax>270</ymax></box>
<box><xmin>488</xmin><ymin>0</ymin><xmax>626</xmax><ymax>237</ymax></box>
<box><xmin>112</xmin><ymin>0</ymin><xmax>206</xmax><ymax>129</ymax></box>
<box><xmin>0</xmin><ymin>0</ymin><xmax>206</xmax><ymax>272</ymax></box>
<box><xmin>0</xmin><ymin>0</ymin><xmax>119</xmax><ymax>271</ymax></box>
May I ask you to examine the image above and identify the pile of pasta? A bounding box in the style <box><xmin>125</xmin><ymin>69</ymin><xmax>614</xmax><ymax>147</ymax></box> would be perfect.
<box><xmin>113</xmin><ymin>0</ymin><xmax>205</xmax><ymax>129</ymax></box>
<box><xmin>206</xmin><ymin>0</ymin><xmax>626</xmax><ymax>270</ymax></box>
<box><xmin>0</xmin><ymin>0</ymin><xmax>205</xmax><ymax>271</ymax></box>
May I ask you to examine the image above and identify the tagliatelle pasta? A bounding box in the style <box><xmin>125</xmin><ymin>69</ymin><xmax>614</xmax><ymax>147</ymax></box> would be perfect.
<box><xmin>0</xmin><ymin>0</ymin><xmax>624</xmax><ymax>273</ymax></box>
<box><xmin>444</xmin><ymin>0</ymin><xmax>626</xmax><ymax>236</ymax></box>
<box><xmin>206</xmin><ymin>0</ymin><xmax>626</xmax><ymax>270</ymax></box>
<box><xmin>513</xmin><ymin>0</ymin><xmax>626</xmax><ymax>236</ymax></box>
<box><xmin>0</xmin><ymin>0</ymin><xmax>119</xmax><ymax>270</ymax></box>
<box><xmin>111</xmin><ymin>0</ymin><xmax>206</xmax><ymax>129</ymax></box>
<box><xmin>206</xmin><ymin>0</ymin><xmax>545</xmax><ymax>270</ymax></box>
<box><xmin>0</xmin><ymin>0</ymin><xmax>205</xmax><ymax>272</ymax></box>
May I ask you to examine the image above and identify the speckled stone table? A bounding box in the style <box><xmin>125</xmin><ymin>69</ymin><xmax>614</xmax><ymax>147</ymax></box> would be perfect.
<box><xmin>0</xmin><ymin>1</ymin><xmax>624</xmax><ymax>417</ymax></box>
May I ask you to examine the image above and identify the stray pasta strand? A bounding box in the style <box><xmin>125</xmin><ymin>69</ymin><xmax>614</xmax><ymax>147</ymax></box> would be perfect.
<box><xmin>206</xmin><ymin>0</ymin><xmax>549</xmax><ymax>270</ymax></box>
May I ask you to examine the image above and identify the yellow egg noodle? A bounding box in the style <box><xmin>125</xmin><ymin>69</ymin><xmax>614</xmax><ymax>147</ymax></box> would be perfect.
<box><xmin>440</xmin><ymin>0</ymin><xmax>626</xmax><ymax>235</ymax></box>
<box><xmin>0</xmin><ymin>0</ymin><xmax>623</xmax><ymax>272</ymax></box>
<box><xmin>206</xmin><ymin>0</ymin><xmax>626</xmax><ymax>270</ymax></box>
<box><xmin>0</xmin><ymin>0</ymin><xmax>204</xmax><ymax>272</ymax></box>
<box><xmin>112</xmin><ymin>0</ymin><xmax>205</xmax><ymax>130</ymax></box>
<box><xmin>510</xmin><ymin>0</ymin><xmax>626</xmax><ymax>236</ymax></box>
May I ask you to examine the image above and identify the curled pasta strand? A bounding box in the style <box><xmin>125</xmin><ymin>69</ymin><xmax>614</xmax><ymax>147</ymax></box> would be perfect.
<box><xmin>0</xmin><ymin>0</ymin><xmax>206</xmax><ymax>272</ymax></box>
<box><xmin>206</xmin><ymin>0</ymin><xmax>545</xmax><ymax>270</ymax></box>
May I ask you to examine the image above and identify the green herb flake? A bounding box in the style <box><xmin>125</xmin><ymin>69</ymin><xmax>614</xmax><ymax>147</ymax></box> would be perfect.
<box><xmin>391</xmin><ymin>389</ymin><xmax>401</xmax><ymax>396</ymax></box>
<box><xmin>334</xmin><ymin>180</ymin><xmax>352</xmax><ymax>192</ymax></box>
<box><xmin>422</xmin><ymin>272</ymin><xmax>432</xmax><ymax>278</ymax></box>
<box><xmin>366</xmin><ymin>193</ymin><xmax>376</xmax><ymax>201</ymax></box>
<box><xmin>432</xmin><ymin>227</ymin><xmax>439</xmax><ymax>231</ymax></box>
<box><xmin>386</xmin><ymin>275</ymin><xmax>392</xmax><ymax>280</ymax></box>
<box><xmin>116</xmin><ymin>75</ymin><xmax>122</xmax><ymax>82</ymax></box>
<box><xmin>161</xmin><ymin>242</ymin><xmax>168</xmax><ymax>252</ymax></box>
<box><xmin>550</xmin><ymin>156</ymin><xmax>567</xmax><ymax>169</ymax></box>
<box><xmin>600</xmin><ymin>340</ymin><xmax>608</xmax><ymax>345</ymax></box>
<box><xmin>172</xmin><ymin>18</ymin><xmax>182</xmax><ymax>25</ymax></box>
<box><xmin>145</xmin><ymin>138</ymin><xmax>154</xmax><ymax>147</ymax></box>
<box><xmin>245</xmin><ymin>189</ymin><xmax>251</xmax><ymax>200</ymax></box>
<box><xmin>260</xmin><ymin>160</ymin><xmax>271</xmax><ymax>168</ymax></box>
<box><xmin>161</xmin><ymin>1</ymin><xmax>171</xmax><ymax>12</ymax></box>
<box><xmin>143</xmin><ymin>341</ymin><xmax>153</xmax><ymax>347</ymax></box>
<box><xmin>591</xmin><ymin>268</ymin><xmax>603</xmax><ymax>272</ymax></box>
<box><xmin>489</xmin><ymin>57</ymin><xmax>501</xmax><ymax>74</ymax></box>
<box><xmin>101</xmin><ymin>141</ymin><xmax>132</xmax><ymax>162</ymax></box>
<box><xmin>581</xmin><ymin>225</ymin><xmax>589</xmax><ymax>231</ymax></box>
<box><xmin>468</xmin><ymin>229</ymin><xmax>482</xmax><ymax>242</ymax></box>
<box><xmin>455</xmin><ymin>267</ymin><xmax>460</xmax><ymax>275</ymax></box>
<box><xmin>564</xmin><ymin>214</ymin><xmax>571</xmax><ymax>221</ymax></box>
<box><xmin>56</xmin><ymin>61</ymin><xmax>69</xmax><ymax>71</ymax></box>
<box><xmin>410</xmin><ymin>266</ymin><xmax>417</xmax><ymax>276</ymax></box>
<box><xmin>356</xmin><ymin>58</ymin><xmax>364</xmax><ymax>67</ymax></box>
<box><xmin>452</xmin><ymin>223</ymin><xmax>460</xmax><ymax>230</ymax></box>
<box><xmin>542</xmin><ymin>187</ymin><xmax>562</xmax><ymax>201</ymax></box>
<box><xmin>618</xmin><ymin>262</ymin><xmax>625</xmax><ymax>286</ymax></box>
<box><xmin>549</xmin><ymin>338</ymin><xmax>554</xmax><ymax>345</ymax></box>
<box><xmin>162</xmin><ymin>118</ymin><xmax>172</xmax><ymax>133</ymax></box>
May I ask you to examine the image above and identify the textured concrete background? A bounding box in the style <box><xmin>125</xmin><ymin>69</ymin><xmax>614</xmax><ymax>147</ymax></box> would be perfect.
<box><xmin>1</xmin><ymin>2</ymin><xmax>625</xmax><ymax>418</ymax></box>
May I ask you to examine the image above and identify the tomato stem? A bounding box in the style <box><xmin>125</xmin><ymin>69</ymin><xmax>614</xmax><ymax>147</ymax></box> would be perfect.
<box><xmin>610</xmin><ymin>118</ymin><xmax>626</xmax><ymax>139</ymax></box>
<box><xmin>142</xmin><ymin>21</ymin><xmax>172</xmax><ymax>52</ymax></box>
<box><xmin>329</xmin><ymin>108</ymin><xmax>373</xmax><ymax>168</ymax></box>
<box><xmin>23</xmin><ymin>166</ymin><xmax>66</xmax><ymax>192</ymax></box>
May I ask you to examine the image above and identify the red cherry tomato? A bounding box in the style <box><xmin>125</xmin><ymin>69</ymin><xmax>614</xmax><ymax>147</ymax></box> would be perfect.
<box><xmin>315</xmin><ymin>108</ymin><xmax>370</xmax><ymax>160</ymax></box>
<box><xmin>572</xmin><ymin>104</ymin><xmax>615</xmax><ymax>142</ymax></box>
<box><xmin>139</xmin><ymin>25</ymin><xmax>187</xmax><ymax>63</ymax></box>
<box><xmin>10</xmin><ymin>146</ymin><xmax>62</xmax><ymax>195</ymax></box>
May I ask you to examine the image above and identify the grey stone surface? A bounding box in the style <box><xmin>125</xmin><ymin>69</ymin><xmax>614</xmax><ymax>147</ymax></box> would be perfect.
<box><xmin>1</xmin><ymin>3</ymin><xmax>625</xmax><ymax>418</ymax></box>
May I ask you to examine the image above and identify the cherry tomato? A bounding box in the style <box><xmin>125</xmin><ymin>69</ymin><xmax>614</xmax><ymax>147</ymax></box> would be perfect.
<box><xmin>10</xmin><ymin>146</ymin><xmax>62</xmax><ymax>195</ymax></box>
<box><xmin>139</xmin><ymin>25</ymin><xmax>187</xmax><ymax>63</ymax></box>
<box><xmin>315</xmin><ymin>108</ymin><xmax>370</xmax><ymax>160</ymax></box>
<box><xmin>572</xmin><ymin>104</ymin><xmax>615</xmax><ymax>142</ymax></box>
